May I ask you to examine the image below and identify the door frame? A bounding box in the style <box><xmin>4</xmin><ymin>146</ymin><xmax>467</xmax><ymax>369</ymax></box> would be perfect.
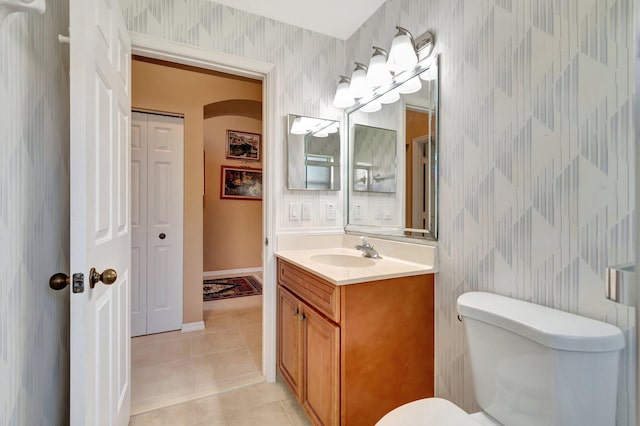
<box><xmin>130</xmin><ymin>33</ymin><xmax>278</xmax><ymax>382</ymax></box>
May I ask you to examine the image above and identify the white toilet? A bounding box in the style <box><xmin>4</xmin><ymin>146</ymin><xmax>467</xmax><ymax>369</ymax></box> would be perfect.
<box><xmin>376</xmin><ymin>291</ymin><xmax>625</xmax><ymax>426</ymax></box>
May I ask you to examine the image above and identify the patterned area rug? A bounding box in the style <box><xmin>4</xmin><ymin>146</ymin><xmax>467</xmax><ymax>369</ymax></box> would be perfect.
<box><xmin>203</xmin><ymin>276</ymin><xmax>262</xmax><ymax>301</ymax></box>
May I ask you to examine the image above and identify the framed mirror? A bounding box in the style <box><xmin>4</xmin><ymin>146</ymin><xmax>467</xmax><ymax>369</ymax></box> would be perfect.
<box><xmin>287</xmin><ymin>114</ymin><xmax>341</xmax><ymax>191</ymax></box>
<box><xmin>346</xmin><ymin>55</ymin><xmax>438</xmax><ymax>240</ymax></box>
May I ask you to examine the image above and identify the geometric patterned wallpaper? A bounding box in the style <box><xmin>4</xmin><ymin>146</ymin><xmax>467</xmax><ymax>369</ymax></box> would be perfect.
<box><xmin>346</xmin><ymin>1</ymin><xmax>635</xmax><ymax>424</ymax></box>
<box><xmin>0</xmin><ymin>0</ymin><xmax>70</xmax><ymax>424</ymax></box>
<box><xmin>119</xmin><ymin>0</ymin><xmax>348</xmax><ymax>231</ymax></box>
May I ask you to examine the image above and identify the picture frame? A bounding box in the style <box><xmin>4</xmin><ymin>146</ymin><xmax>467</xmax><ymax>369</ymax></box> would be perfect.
<box><xmin>220</xmin><ymin>165</ymin><xmax>263</xmax><ymax>200</ymax></box>
<box><xmin>226</xmin><ymin>129</ymin><xmax>261</xmax><ymax>161</ymax></box>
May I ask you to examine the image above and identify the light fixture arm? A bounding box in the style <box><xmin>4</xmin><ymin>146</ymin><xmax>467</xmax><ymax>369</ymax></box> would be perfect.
<box><xmin>371</xmin><ymin>46</ymin><xmax>388</xmax><ymax>59</ymax></box>
<box><xmin>0</xmin><ymin>0</ymin><xmax>46</xmax><ymax>24</ymax></box>
<box><xmin>395</xmin><ymin>26</ymin><xmax>415</xmax><ymax>46</ymax></box>
<box><xmin>353</xmin><ymin>62</ymin><xmax>368</xmax><ymax>72</ymax></box>
<box><xmin>414</xmin><ymin>31</ymin><xmax>435</xmax><ymax>60</ymax></box>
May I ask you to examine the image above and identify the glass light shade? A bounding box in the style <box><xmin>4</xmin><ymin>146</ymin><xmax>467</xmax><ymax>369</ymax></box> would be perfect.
<box><xmin>379</xmin><ymin>87</ymin><xmax>400</xmax><ymax>104</ymax></box>
<box><xmin>333</xmin><ymin>75</ymin><xmax>355</xmax><ymax>108</ymax></box>
<box><xmin>313</xmin><ymin>130</ymin><xmax>329</xmax><ymax>138</ymax></box>
<box><xmin>349</xmin><ymin>63</ymin><xmax>371</xmax><ymax>99</ymax></box>
<box><xmin>290</xmin><ymin>117</ymin><xmax>307</xmax><ymax>134</ymax></box>
<box><xmin>387</xmin><ymin>27</ymin><xmax>418</xmax><ymax>73</ymax></box>
<box><xmin>398</xmin><ymin>76</ymin><xmax>422</xmax><ymax>94</ymax></box>
<box><xmin>420</xmin><ymin>66</ymin><xmax>437</xmax><ymax>81</ymax></box>
<box><xmin>360</xmin><ymin>100</ymin><xmax>382</xmax><ymax>113</ymax></box>
<box><xmin>325</xmin><ymin>123</ymin><xmax>339</xmax><ymax>133</ymax></box>
<box><xmin>366</xmin><ymin>47</ymin><xmax>392</xmax><ymax>87</ymax></box>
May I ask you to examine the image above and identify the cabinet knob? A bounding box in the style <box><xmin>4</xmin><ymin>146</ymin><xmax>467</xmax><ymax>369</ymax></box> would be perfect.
<box><xmin>293</xmin><ymin>308</ymin><xmax>299</xmax><ymax>316</ymax></box>
<box><xmin>300</xmin><ymin>313</ymin><xmax>306</xmax><ymax>321</ymax></box>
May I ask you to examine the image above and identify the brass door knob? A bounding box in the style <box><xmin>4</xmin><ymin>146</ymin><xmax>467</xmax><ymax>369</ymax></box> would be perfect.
<box><xmin>49</xmin><ymin>273</ymin><xmax>70</xmax><ymax>290</ymax></box>
<box><xmin>89</xmin><ymin>267</ymin><xmax>118</xmax><ymax>289</ymax></box>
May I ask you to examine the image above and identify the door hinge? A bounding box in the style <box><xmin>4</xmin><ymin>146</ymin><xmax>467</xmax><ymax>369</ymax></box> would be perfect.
<box><xmin>72</xmin><ymin>273</ymin><xmax>84</xmax><ymax>293</ymax></box>
<box><xmin>265</xmin><ymin>237</ymin><xmax>269</xmax><ymax>246</ymax></box>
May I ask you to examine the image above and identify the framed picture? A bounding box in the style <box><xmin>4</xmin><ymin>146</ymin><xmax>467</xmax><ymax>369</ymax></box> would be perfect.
<box><xmin>220</xmin><ymin>165</ymin><xmax>263</xmax><ymax>200</ymax></box>
<box><xmin>226</xmin><ymin>129</ymin><xmax>260</xmax><ymax>161</ymax></box>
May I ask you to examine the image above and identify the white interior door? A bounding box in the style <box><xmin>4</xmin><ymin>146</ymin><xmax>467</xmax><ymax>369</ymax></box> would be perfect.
<box><xmin>69</xmin><ymin>0</ymin><xmax>131</xmax><ymax>424</ymax></box>
<box><xmin>131</xmin><ymin>112</ymin><xmax>184</xmax><ymax>337</ymax></box>
<box><xmin>412</xmin><ymin>135</ymin><xmax>429</xmax><ymax>230</ymax></box>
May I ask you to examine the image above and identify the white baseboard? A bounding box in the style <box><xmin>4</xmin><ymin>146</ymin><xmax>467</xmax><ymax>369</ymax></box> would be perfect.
<box><xmin>203</xmin><ymin>267</ymin><xmax>262</xmax><ymax>278</ymax></box>
<box><xmin>181</xmin><ymin>321</ymin><xmax>205</xmax><ymax>333</ymax></box>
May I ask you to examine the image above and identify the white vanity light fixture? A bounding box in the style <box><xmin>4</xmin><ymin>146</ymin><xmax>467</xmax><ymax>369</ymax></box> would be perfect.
<box><xmin>291</xmin><ymin>117</ymin><xmax>330</xmax><ymax>135</ymax></box>
<box><xmin>333</xmin><ymin>28</ymin><xmax>435</xmax><ymax>112</ymax></box>
<box><xmin>290</xmin><ymin>117</ymin><xmax>306</xmax><ymax>134</ymax></box>
<box><xmin>415</xmin><ymin>30</ymin><xmax>435</xmax><ymax>61</ymax></box>
<box><xmin>387</xmin><ymin>26</ymin><xmax>418</xmax><ymax>73</ymax></box>
<box><xmin>291</xmin><ymin>117</ymin><xmax>318</xmax><ymax>134</ymax></box>
<box><xmin>366</xmin><ymin>47</ymin><xmax>393</xmax><ymax>88</ymax></box>
<box><xmin>333</xmin><ymin>75</ymin><xmax>355</xmax><ymax>108</ymax></box>
<box><xmin>311</xmin><ymin>120</ymin><xmax>334</xmax><ymax>138</ymax></box>
<box><xmin>349</xmin><ymin>62</ymin><xmax>371</xmax><ymax>99</ymax></box>
<box><xmin>325</xmin><ymin>122</ymin><xmax>339</xmax><ymax>133</ymax></box>
<box><xmin>420</xmin><ymin>65</ymin><xmax>438</xmax><ymax>81</ymax></box>
<box><xmin>360</xmin><ymin>100</ymin><xmax>382</xmax><ymax>113</ymax></box>
<box><xmin>378</xmin><ymin>86</ymin><xmax>400</xmax><ymax>104</ymax></box>
<box><xmin>0</xmin><ymin>0</ymin><xmax>45</xmax><ymax>23</ymax></box>
<box><xmin>398</xmin><ymin>76</ymin><xmax>422</xmax><ymax>94</ymax></box>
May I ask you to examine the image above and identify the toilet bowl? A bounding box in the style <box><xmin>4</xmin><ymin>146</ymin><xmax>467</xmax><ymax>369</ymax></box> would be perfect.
<box><xmin>376</xmin><ymin>398</ymin><xmax>499</xmax><ymax>425</ymax></box>
<box><xmin>375</xmin><ymin>292</ymin><xmax>625</xmax><ymax>426</ymax></box>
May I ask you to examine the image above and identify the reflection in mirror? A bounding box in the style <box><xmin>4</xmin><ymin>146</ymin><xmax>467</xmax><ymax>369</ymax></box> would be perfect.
<box><xmin>353</xmin><ymin>124</ymin><xmax>396</xmax><ymax>193</ymax></box>
<box><xmin>346</xmin><ymin>55</ymin><xmax>438</xmax><ymax>240</ymax></box>
<box><xmin>405</xmin><ymin>109</ymin><xmax>436</xmax><ymax>235</ymax></box>
<box><xmin>287</xmin><ymin>114</ymin><xmax>340</xmax><ymax>190</ymax></box>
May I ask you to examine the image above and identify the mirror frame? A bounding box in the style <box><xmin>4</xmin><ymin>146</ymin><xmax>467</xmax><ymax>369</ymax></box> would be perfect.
<box><xmin>345</xmin><ymin>54</ymin><xmax>439</xmax><ymax>241</ymax></box>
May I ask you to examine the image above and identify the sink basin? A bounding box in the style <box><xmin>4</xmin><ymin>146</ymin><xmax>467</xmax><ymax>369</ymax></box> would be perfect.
<box><xmin>310</xmin><ymin>254</ymin><xmax>376</xmax><ymax>268</ymax></box>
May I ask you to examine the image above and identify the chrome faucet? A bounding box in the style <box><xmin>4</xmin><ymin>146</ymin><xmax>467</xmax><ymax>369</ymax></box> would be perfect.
<box><xmin>355</xmin><ymin>237</ymin><xmax>382</xmax><ymax>259</ymax></box>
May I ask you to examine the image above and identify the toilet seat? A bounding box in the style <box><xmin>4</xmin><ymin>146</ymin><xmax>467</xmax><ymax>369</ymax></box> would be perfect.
<box><xmin>375</xmin><ymin>398</ymin><xmax>481</xmax><ymax>426</ymax></box>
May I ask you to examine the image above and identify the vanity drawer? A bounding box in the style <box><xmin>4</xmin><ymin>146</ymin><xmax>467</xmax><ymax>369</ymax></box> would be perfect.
<box><xmin>278</xmin><ymin>259</ymin><xmax>340</xmax><ymax>323</ymax></box>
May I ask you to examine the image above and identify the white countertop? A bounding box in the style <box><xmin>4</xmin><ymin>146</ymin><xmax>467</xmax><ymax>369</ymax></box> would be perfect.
<box><xmin>275</xmin><ymin>247</ymin><xmax>435</xmax><ymax>285</ymax></box>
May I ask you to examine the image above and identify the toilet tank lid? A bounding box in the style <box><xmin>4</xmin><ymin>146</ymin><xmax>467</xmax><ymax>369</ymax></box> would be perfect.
<box><xmin>457</xmin><ymin>292</ymin><xmax>625</xmax><ymax>352</ymax></box>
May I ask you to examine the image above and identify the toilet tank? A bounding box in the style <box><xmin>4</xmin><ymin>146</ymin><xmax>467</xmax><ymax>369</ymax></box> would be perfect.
<box><xmin>457</xmin><ymin>292</ymin><xmax>625</xmax><ymax>426</ymax></box>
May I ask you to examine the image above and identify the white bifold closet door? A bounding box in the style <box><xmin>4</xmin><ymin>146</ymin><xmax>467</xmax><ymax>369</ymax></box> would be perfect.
<box><xmin>131</xmin><ymin>111</ymin><xmax>184</xmax><ymax>337</ymax></box>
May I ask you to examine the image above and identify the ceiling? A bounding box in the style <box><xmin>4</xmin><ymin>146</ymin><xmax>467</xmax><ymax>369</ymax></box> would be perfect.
<box><xmin>210</xmin><ymin>0</ymin><xmax>387</xmax><ymax>40</ymax></box>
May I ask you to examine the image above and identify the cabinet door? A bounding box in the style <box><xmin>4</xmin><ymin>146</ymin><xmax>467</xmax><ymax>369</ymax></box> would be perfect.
<box><xmin>302</xmin><ymin>306</ymin><xmax>340</xmax><ymax>426</ymax></box>
<box><xmin>278</xmin><ymin>287</ymin><xmax>303</xmax><ymax>399</ymax></box>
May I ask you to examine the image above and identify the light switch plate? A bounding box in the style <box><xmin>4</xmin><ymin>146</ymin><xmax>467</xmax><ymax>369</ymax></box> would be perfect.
<box><xmin>289</xmin><ymin>203</ymin><xmax>300</xmax><ymax>221</ymax></box>
<box><xmin>354</xmin><ymin>204</ymin><xmax>362</xmax><ymax>220</ymax></box>
<box><xmin>302</xmin><ymin>203</ymin><xmax>312</xmax><ymax>220</ymax></box>
<box><xmin>326</xmin><ymin>203</ymin><xmax>336</xmax><ymax>220</ymax></box>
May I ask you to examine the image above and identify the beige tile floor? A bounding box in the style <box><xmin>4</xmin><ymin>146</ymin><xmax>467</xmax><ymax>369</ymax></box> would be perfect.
<box><xmin>131</xmin><ymin>292</ymin><xmax>265</xmax><ymax>415</ymax></box>
<box><xmin>129</xmin><ymin>380</ymin><xmax>311</xmax><ymax>426</ymax></box>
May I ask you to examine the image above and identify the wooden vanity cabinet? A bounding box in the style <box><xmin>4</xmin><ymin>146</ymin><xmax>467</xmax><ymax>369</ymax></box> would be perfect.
<box><xmin>278</xmin><ymin>286</ymin><xmax>303</xmax><ymax>398</ymax></box>
<box><xmin>278</xmin><ymin>285</ymin><xmax>340</xmax><ymax>425</ymax></box>
<box><xmin>277</xmin><ymin>259</ymin><xmax>434</xmax><ymax>426</ymax></box>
